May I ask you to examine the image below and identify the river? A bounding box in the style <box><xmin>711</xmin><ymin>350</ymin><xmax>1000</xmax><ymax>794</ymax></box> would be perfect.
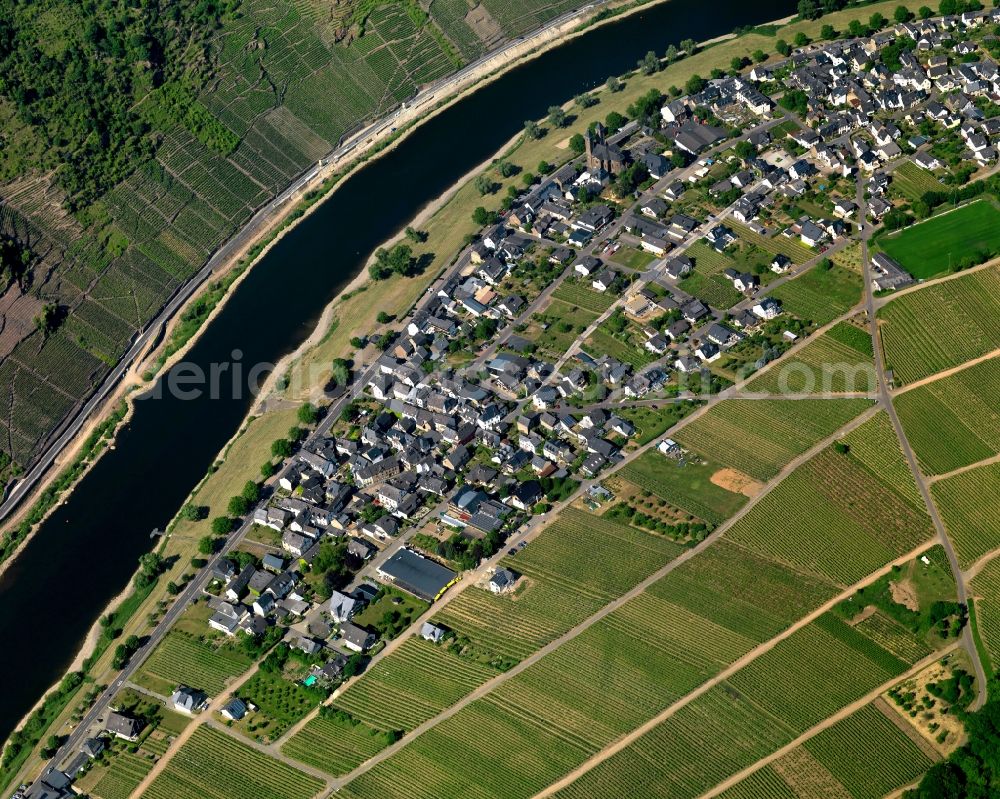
<box><xmin>1</xmin><ymin>0</ymin><xmax>795</xmax><ymax>744</ymax></box>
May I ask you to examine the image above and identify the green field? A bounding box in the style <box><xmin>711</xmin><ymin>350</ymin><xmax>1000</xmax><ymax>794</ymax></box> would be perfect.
<box><xmin>770</xmin><ymin>263</ymin><xmax>862</xmax><ymax>326</ymax></box>
<box><xmin>619</xmin><ymin>449</ymin><xmax>748</xmax><ymax>525</ymax></box>
<box><xmin>141</xmin><ymin>726</ymin><xmax>323</xmax><ymax>799</ymax></box>
<box><xmin>933</xmin><ymin>461</ymin><xmax>1000</xmax><ymax>569</ymax></box>
<box><xmin>530</xmin><ymin>298</ymin><xmax>600</xmax><ymax>357</ymax></box>
<box><xmin>745</xmin><ymin>321</ymin><xmax>876</xmax><ymax>394</ymax></box>
<box><xmin>673</xmin><ymin>398</ymin><xmax>871</xmax><ymax>481</ymax></box>
<box><xmin>134</xmin><ymin>630</ymin><xmax>253</xmax><ymax>697</ymax></box>
<box><xmin>892</xmin><ymin>160</ymin><xmax>944</xmax><ymax>202</ymax></box>
<box><xmin>801</xmin><ymin>702</ymin><xmax>935</xmax><ymax>797</ymax></box>
<box><xmin>878</xmin><ymin>200</ymin><xmax>1000</xmax><ymax>279</ymax></box>
<box><xmin>726</xmin><ymin>420</ymin><xmax>932</xmax><ymax>586</ymax></box>
<box><xmin>894</xmin><ymin>355</ymin><xmax>1000</xmax><ymax>475</ymax></box>
<box><xmin>878</xmin><ymin>265</ymin><xmax>1000</xmax><ymax>384</ymax></box>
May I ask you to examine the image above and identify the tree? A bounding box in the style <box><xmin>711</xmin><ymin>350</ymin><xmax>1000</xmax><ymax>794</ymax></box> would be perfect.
<box><xmin>794</xmin><ymin>31</ymin><xmax>809</xmax><ymax>47</ymax></box>
<box><xmin>918</xmin><ymin>5</ymin><xmax>934</xmax><ymax>18</ymax></box>
<box><xmin>166</xmin><ymin>581</ymin><xmax>180</xmax><ymax>595</ymax></box>
<box><xmin>734</xmin><ymin>139</ymin><xmax>755</xmax><ymax>161</ymax></box>
<box><xmin>752</xmin><ymin>49</ymin><xmax>767</xmax><ymax>62</ymax></box>
<box><xmin>537</xmin><ymin>160</ymin><xmax>552</xmax><ymax>174</ymax></box>
<box><xmin>664</xmin><ymin>44</ymin><xmax>678</xmax><ymax>62</ymax></box>
<box><xmin>260</xmin><ymin>461</ymin><xmax>276</xmax><ymax>478</ymax></box>
<box><xmin>939</xmin><ymin>0</ymin><xmax>958</xmax><ymax>14</ymax></box>
<box><xmin>271</xmin><ymin>438</ymin><xmax>292</xmax><ymax>458</ymax></box>
<box><xmin>474</xmin><ymin>174</ymin><xmax>496</xmax><ymax>195</ymax></box>
<box><xmin>297</xmin><ymin>402</ymin><xmax>318</xmax><ymax>425</ymax></box>
<box><xmin>523</xmin><ymin>120</ymin><xmax>542</xmax><ymax>140</ymax></box>
<box><xmin>605</xmin><ymin>75</ymin><xmax>624</xmax><ymax>93</ymax></box>
<box><xmin>684</xmin><ymin>74</ymin><xmax>705</xmax><ymax>95</ymax></box>
<box><xmin>198</xmin><ymin>535</ymin><xmax>216</xmax><ymax>555</ymax></box>
<box><xmin>227</xmin><ymin>495</ymin><xmax>249</xmax><ymax>516</ymax></box>
<box><xmin>638</xmin><ymin>50</ymin><xmax>660</xmax><ymax>76</ymax></box>
<box><xmin>331</xmin><ymin>358</ymin><xmax>350</xmax><ymax>387</ymax></box>
<box><xmin>242</xmin><ymin>480</ymin><xmax>260</xmax><ymax>503</ymax></box>
<box><xmin>521</xmin><ymin>172</ymin><xmax>536</xmax><ymax>187</ymax></box>
<box><xmin>730</xmin><ymin>56</ymin><xmax>746</xmax><ymax>73</ymax></box>
<box><xmin>211</xmin><ymin>515</ymin><xmax>233</xmax><ymax>535</ymax></box>
<box><xmin>547</xmin><ymin>105</ymin><xmax>569</xmax><ymax>127</ymax></box>
<box><xmin>497</xmin><ymin>160</ymin><xmax>518</xmax><ymax>178</ymax></box>
<box><xmin>569</xmin><ymin>133</ymin><xmax>586</xmax><ymax>155</ymax></box>
<box><xmin>776</xmin><ymin>38</ymin><xmax>791</xmax><ymax>56</ymax></box>
<box><xmin>350</xmin><ymin>336</ymin><xmax>365</xmax><ymax>349</ymax></box>
<box><xmin>605</xmin><ymin>111</ymin><xmax>626</xmax><ymax>131</ymax></box>
<box><xmin>404</xmin><ymin>226</ymin><xmax>427</xmax><ymax>243</ymax></box>
<box><xmin>847</xmin><ymin>18</ymin><xmax>866</xmax><ymax>37</ymax></box>
<box><xmin>869</xmin><ymin>11</ymin><xmax>887</xmax><ymax>29</ymax></box>
<box><xmin>376</xmin><ymin>310</ymin><xmax>392</xmax><ymax>324</ymax></box>
<box><xmin>574</xmin><ymin>92</ymin><xmax>597</xmax><ymax>108</ymax></box>
<box><xmin>472</xmin><ymin>206</ymin><xmax>497</xmax><ymax>226</ymax></box>
<box><xmin>679</xmin><ymin>38</ymin><xmax>696</xmax><ymax>55</ymax></box>
<box><xmin>34</xmin><ymin>303</ymin><xmax>62</xmax><ymax>337</ymax></box>
<box><xmin>894</xmin><ymin>4</ymin><xmax>913</xmax><ymax>22</ymax></box>
<box><xmin>798</xmin><ymin>0</ymin><xmax>820</xmax><ymax>19</ymax></box>
<box><xmin>369</xmin><ymin>243</ymin><xmax>416</xmax><ymax>280</ymax></box>
<box><xmin>179</xmin><ymin>503</ymin><xmax>205</xmax><ymax>522</ymax></box>
<box><xmin>821</xmin><ymin>23</ymin><xmax>836</xmax><ymax>39</ymax></box>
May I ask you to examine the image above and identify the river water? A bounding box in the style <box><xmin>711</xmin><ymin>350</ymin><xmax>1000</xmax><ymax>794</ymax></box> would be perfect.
<box><xmin>2</xmin><ymin>0</ymin><xmax>794</xmax><ymax>743</ymax></box>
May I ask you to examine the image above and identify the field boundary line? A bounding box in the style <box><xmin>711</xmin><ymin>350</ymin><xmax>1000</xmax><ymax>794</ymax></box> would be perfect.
<box><xmin>925</xmin><ymin>449</ymin><xmax>1000</xmax><ymax>486</ymax></box>
<box><xmin>528</xmin><ymin>540</ymin><xmax>940</xmax><ymax>799</ymax></box>
<box><xmin>325</xmin><ymin>404</ymin><xmax>881</xmax><ymax>794</ymax></box>
<box><xmin>892</xmin><ymin>347</ymin><xmax>1000</xmax><ymax>396</ymax></box>
<box><xmin>872</xmin><ymin>257</ymin><xmax>1000</xmax><ymax>310</ymax></box>
<box><xmin>697</xmin><ymin>645</ymin><xmax>958</xmax><ymax>799</ymax></box>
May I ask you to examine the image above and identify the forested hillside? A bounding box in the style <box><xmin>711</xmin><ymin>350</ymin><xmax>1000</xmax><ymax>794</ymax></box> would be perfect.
<box><xmin>0</xmin><ymin>0</ymin><xmax>580</xmax><ymax>483</ymax></box>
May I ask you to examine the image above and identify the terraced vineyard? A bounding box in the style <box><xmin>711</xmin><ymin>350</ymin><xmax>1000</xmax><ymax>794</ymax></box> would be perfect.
<box><xmin>133</xmin><ymin>631</ymin><xmax>253</xmax><ymax>697</ymax></box>
<box><xmin>718</xmin><ymin>701</ymin><xmax>935</xmax><ymax>798</ymax></box>
<box><xmin>891</xmin><ymin>160</ymin><xmax>944</xmax><ymax>202</ymax></box>
<box><xmin>971</xmin><ymin>557</ymin><xmax>1000</xmax><ymax>671</ymax></box>
<box><xmin>933</xmin><ymin>461</ymin><xmax>1000</xmax><ymax>569</ymax></box>
<box><xmin>878</xmin><ymin>265</ymin><xmax>1000</xmax><ymax>384</ymax></box>
<box><xmin>769</xmin><ymin>262</ymin><xmax>862</xmax><ymax>326</ymax></box>
<box><xmin>141</xmin><ymin>726</ymin><xmax>323</xmax><ymax>799</ymax></box>
<box><xmin>894</xmin><ymin>355</ymin><xmax>1000</xmax><ymax>475</ymax></box>
<box><xmin>673</xmin><ymin>398</ymin><xmax>871</xmax><ymax>480</ymax></box>
<box><xmin>551</xmin><ymin>281</ymin><xmax>616</xmax><ymax>313</ymax></box>
<box><xmin>730</xmin><ymin>222</ymin><xmax>816</xmax><ymax>263</ymax></box>
<box><xmin>725</xmin><ymin>433</ymin><xmax>932</xmax><ymax>586</ymax></box>
<box><xmin>92</xmin><ymin>753</ymin><xmax>154</xmax><ymax>799</ymax></box>
<box><xmin>745</xmin><ymin>321</ymin><xmax>875</xmax><ymax>394</ymax></box>
<box><xmin>282</xmin><ymin>710</ymin><xmax>398</xmax><ymax>777</ymax></box>
<box><xmin>321</xmin><ymin>638</ymin><xmax>498</xmax><ymax>733</ymax></box>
